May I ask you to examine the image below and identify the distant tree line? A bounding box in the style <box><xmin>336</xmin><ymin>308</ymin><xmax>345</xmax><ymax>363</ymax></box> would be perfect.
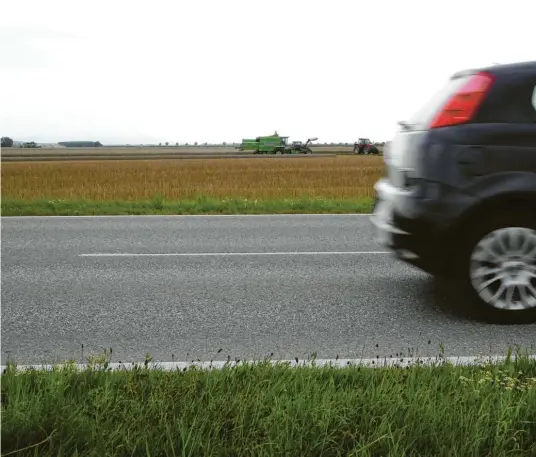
<box><xmin>1</xmin><ymin>136</ymin><xmax>386</xmax><ymax>149</ymax></box>
<box><xmin>1</xmin><ymin>137</ymin><xmax>105</xmax><ymax>148</ymax></box>
<box><xmin>1</xmin><ymin>137</ymin><xmax>42</xmax><ymax>148</ymax></box>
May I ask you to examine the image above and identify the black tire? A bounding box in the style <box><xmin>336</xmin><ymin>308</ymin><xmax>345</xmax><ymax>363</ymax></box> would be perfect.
<box><xmin>455</xmin><ymin>208</ymin><xmax>536</xmax><ymax>324</ymax></box>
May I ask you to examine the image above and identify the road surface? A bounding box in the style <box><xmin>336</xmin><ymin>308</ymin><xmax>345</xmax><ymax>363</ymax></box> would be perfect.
<box><xmin>2</xmin><ymin>215</ymin><xmax>534</xmax><ymax>365</ymax></box>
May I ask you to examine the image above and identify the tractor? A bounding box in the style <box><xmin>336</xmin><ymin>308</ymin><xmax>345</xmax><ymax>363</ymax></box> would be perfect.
<box><xmin>287</xmin><ymin>137</ymin><xmax>317</xmax><ymax>154</ymax></box>
<box><xmin>353</xmin><ymin>138</ymin><xmax>379</xmax><ymax>155</ymax></box>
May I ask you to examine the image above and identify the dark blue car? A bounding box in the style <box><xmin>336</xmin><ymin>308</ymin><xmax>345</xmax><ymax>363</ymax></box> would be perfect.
<box><xmin>371</xmin><ymin>60</ymin><xmax>536</xmax><ymax>324</ymax></box>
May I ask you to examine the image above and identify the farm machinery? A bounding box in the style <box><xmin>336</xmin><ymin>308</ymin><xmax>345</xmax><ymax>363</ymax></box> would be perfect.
<box><xmin>287</xmin><ymin>138</ymin><xmax>318</xmax><ymax>154</ymax></box>
<box><xmin>237</xmin><ymin>132</ymin><xmax>318</xmax><ymax>154</ymax></box>
<box><xmin>353</xmin><ymin>138</ymin><xmax>380</xmax><ymax>155</ymax></box>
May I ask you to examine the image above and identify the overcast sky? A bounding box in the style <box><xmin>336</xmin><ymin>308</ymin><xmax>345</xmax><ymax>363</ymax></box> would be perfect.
<box><xmin>1</xmin><ymin>0</ymin><xmax>535</xmax><ymax>145</ymax></box>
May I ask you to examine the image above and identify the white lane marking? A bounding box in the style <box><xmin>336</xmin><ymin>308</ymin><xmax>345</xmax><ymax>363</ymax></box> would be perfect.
<box><xmin>79</xmin><ymin>251</ymin><xmax>390</xmax><ymax>257</ymax></box>
<box><xmin>3</xmin><ymin>213</ymin><xmax>374</xmax><ymax>219</ymax></box>
<box><xmin>3</xmin><ymin>355</ymin><xmax>535</xmax><ymax>373</ymax></box>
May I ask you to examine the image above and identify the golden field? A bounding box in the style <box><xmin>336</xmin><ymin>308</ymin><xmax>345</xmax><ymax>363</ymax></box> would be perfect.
<box><xmin>1</xmin><ymin>145</ymin><xmax>357</xmax><ymax>157</ymax></box>
<box><xmin>1</xmin><ymin>155</ymin><xmax>385</xmax><ymax>201</ymax></box>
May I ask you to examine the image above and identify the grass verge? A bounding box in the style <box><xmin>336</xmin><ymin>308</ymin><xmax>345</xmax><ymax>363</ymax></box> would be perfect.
<box><xmin>1</xmin><ymin>196</ymin><xmax>375</xmax><ymax>216</ymax></box>
<box><xmin>2</xmin><ymin>349</ymin><xmax>536</xmax><ymax>456</ymax></box>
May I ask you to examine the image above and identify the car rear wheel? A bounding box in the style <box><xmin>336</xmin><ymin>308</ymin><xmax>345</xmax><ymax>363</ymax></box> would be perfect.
<box><xmin>460</xmin><ymin>210</ymin><xmax>536</xmax><ymax>324</ymax></box>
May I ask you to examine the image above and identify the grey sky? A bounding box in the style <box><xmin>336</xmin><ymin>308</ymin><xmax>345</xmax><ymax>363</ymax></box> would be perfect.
<box><xmin>1</xmin><ymin>0</ymin><xmax>535</xmax><ymax>145</ymax></box>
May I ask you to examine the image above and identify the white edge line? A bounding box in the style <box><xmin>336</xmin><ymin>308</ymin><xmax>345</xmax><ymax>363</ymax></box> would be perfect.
<box><xmin>3</xmin><ymin>355</ymin><xmax>535</xmax><ymax>373</ymax></box>
<box><xmin>2</xmin><ymin>213</ymin><xmax>373</xmax><ymax>219</ymax></box>
<box><xmin>79</xmin><ymin>251</ymin><xmax>390</xmax><ymax>257</ymax></box>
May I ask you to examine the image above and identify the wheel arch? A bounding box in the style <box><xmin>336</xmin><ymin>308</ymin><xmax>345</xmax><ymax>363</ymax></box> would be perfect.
<box><xmin>453</xmin><ymin>191</ymin><xmax>536</xmax><ymax>235</ymax></box>
<box><xmin>439</xmin><ymin>191</ymin><xmax>536</xmax><ymax>276</ymax></box>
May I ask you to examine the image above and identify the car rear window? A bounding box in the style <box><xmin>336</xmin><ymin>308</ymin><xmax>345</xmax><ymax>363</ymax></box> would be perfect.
<box><xmin>405</xmin><ymin>75</ymin><xmax>473</xmax><ymax>129</ymax></box>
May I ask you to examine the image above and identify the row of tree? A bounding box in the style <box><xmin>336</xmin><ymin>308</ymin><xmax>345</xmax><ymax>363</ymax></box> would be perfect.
<box><xmin>1</xmin><ymin>137</ymin><xmax>14</xmax><ymax>147</ymax></box>
<box><xmin>0</xmin><ymin>137</ymin><xmax>104</xmax><ymax>148</ymax></box>
<box><xmin>1</xmin><ymin>138</ymin><xmax>42</xmax><ymax>148</ymax></box>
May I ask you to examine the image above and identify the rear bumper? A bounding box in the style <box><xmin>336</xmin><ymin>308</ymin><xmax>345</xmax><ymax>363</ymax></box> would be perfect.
<box><xmin>369</xmin><ymin>178</ymin><xmax>452</xmax><ymax>275</ymax></box>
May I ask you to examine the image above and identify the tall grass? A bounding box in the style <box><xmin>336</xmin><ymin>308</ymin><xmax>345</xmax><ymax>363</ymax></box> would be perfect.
<box><xmin>2</xmin><ymin>351</ymin><xmax>536</xmax><ymax>457</ymax></box>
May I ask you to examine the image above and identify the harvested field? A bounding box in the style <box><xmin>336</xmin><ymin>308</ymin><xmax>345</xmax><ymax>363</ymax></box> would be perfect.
<box><xmin>1</xmin><ymin>146</ymin><xmax>357</xmax><ymax>157</ymax></box>
<box><xmin>1</xmin><ymin>145</ymin><xmax>362</xmax><ymax>162</ymax></box>
<box><xmin>1</xmin><ymin>155</ymin><xmax>384</xmax><ymax>201</ymax></box>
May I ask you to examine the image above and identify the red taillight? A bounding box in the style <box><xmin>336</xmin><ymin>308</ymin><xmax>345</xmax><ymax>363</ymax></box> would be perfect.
<box><xmin>429</xmin><ymin>71</ymin><xmax>495</xmax><ymax>128</ymax></box>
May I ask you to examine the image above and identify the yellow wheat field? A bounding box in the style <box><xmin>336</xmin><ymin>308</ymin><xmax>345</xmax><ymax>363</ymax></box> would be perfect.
<box><xmin>1</xmin><ymin>156</ymin><xmax>385</xmax><ymax>201</ymax></box>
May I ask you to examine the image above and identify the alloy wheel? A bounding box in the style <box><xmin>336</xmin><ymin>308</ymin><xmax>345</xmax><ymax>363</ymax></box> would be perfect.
<box><xmin>470</xmin><ymin>227</ymin><xmax>536</xmax><ymax>311</ymax></box>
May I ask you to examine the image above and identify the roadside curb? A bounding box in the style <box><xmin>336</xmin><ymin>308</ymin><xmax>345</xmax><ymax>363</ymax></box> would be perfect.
<box><xmin>3</xmin><ymin>354</ymin><xmax>535</xmax><ymax>373</ymax></box>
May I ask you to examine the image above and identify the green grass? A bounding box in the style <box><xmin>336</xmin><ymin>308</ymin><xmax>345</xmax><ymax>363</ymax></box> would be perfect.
<box><xmin>1</xmin><ymin>196</ymin><xmax>375</xmax><ymax>216</ymax></box>
<box><xmin>2</xmin><ymin>349</ymin><xmax>536</xmax><ymax>457</ymax></box>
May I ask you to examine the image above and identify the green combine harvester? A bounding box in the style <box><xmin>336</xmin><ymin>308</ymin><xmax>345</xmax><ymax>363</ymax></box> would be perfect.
<box><xmin>237</xmin><ymin>132</ymin><xmax>317</xmax><ymax>154</ymax></box>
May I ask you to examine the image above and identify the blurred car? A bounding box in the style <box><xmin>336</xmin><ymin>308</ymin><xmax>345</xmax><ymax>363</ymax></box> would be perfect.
<box><xmin>370</xmin><ymin>60</ymin><xmax>536</xmax><ymax>324</ymax></box>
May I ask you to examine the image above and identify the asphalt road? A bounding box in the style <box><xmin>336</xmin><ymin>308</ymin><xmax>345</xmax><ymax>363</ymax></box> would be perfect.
<box><xmin>2</xmin><ymin>215</ymin><xmax>534</xmax><ymax>365</ymax></box>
